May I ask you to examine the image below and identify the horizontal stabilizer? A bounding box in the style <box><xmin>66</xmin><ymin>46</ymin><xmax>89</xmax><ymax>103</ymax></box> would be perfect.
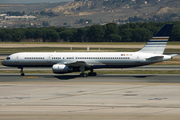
<box><xmin>168</xmin><ymin>54</ymin><xmax>178</xmax><ymax>57</ymax></box>
<box><xmin>146</xmin><ymin>56</ymin><xmax>164</xmax><ymax>61</ymax></box>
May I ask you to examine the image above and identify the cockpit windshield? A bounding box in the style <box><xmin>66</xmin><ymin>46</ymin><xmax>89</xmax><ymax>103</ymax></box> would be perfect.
<box><xmin>6</xmin><ymin>57</ymin><xmax>10</xmax><ymax>60</ymax></box>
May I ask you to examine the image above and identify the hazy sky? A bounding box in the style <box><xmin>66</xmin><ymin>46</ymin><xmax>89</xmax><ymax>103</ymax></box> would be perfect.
<box><xmin>0</xmin><ymin>0</ymin><xmax>74</xmax><ymax>4</ymax></box>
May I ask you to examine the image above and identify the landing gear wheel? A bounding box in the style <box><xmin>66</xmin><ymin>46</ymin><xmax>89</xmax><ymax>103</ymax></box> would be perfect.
<box><xmin>88</xmin><ymin>72</ymin><xmax>97</xmax><ymax>76</ymax></box>
<box><xmin>79</xmin><ymin>66</ymin><xmax>88</xmax><ymax>77</ymax></box>
<box><xmin>80</xmin><ymin>73</ymin><xmax>83</xmax><ymax>77</ymax></box>
<box><xmin>80</xmin><ymin>73</ymin><xmax>88</xmax><ymax>77</ymax></box>
<box><xmin>21</xmin><ymin>73</ymin><xmax>25</xmax><ymax>76</ymax></box>
<box><xmin>19</xmin><ymin>67</ymin><xmax>25</xmax><ymax>76</ymax></box>
<box><xmin>88</xmin><ymin>72</ymin><xmax>92</xmax><ymax>76</ymax></box>
<box><xmin>88</xmin><ymin>67</ymin><xmax>97</xmax><ymax>76</ymax></box>
<box><xmin>92</xmin><ymin>72</ymin><xmax>97</xmax><ymax>76</ymax></box>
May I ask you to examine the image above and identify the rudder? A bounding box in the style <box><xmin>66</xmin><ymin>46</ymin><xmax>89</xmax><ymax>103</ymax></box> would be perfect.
<box><xmin>138</xmin><ymin>24</ymin><xmax>174</xmax><ymax>54</ymax></box>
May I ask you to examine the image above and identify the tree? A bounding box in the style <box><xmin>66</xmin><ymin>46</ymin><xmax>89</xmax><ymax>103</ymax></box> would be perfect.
<box><xmin>0</xmin><ymin>21</ymin><xmax>180</xmax><ymax>42</ymax></box>
<box><xmin>63</xmin><ymin>23</ymin><xmax>67</xmax><ymax>25</ymax></box>
<box><xmin>0</xmin><ymin>29</ymin><xmax>4</xmax><ymax>41</ymax></box>
<box><xmin>105</xmin><ymin>23</ymin><xmax>119</xmax><ymax>41</ymax></box>
<box><xmin>129</xmin><ymin>23</ymin><xmax>140</xmax><ymax>29</ymax></box>
<box><xmin>108</xmin><ymin>34</ymin><xmax>122</xmax><ymax>42</ymax></box>
<box><xmin>69</xmin><ymin>28</ymin><xmax>78</xmax><ymax>42</ymax></box>
<box><xmin>75</xmin><ymin>27</ymin><xmax>88</xmax><ymax>42</ymax></box>
<box><xmin>86</xmin><ymin>25</ymin><xmax>105</xmax><ymax>42</ymax></box>
<box><xmin>56</xmin><ymin>27</ymin><xmax>67</xmax><ymax>33</ymax></box>
<box><xmin>2</xmin><ymin>33</ymin><xmax>12</xmax><ymax>42</ymax></box>
<box><xmin>119</xmin><ymin>23</ymin><xmax>130</xmax><ymax>30</ymax></box>
<box><xmin>170</xmin><ymin>25</ymin><xmax>180</xmax><ymax>41</ymax></box>
<box><xmin>119</xmin><ymin>28</ymin><xmax>133</xmax><ymax>42</ymax></box>
<box><xmin>60</xmin><ymin>30</ymin><xmax>73</xmax><ymax>42</ymax></box>
<box><xmin>45</xmin><ymin>30</ymin><xmax>60</xmax><ymax>42</ymax></box>
<box><xmin>6</xmin><ymin>11</ymin><xmax>25</xmax><ymax>16</ymax></box>
<box><xmin>132</xmin><ymin>28</ymin><xmax>153</xmax><ymax>42</ymax></box>
<box><xmin>42</xmin><ymin>21</ymin><xmax>50</xmax><ymax>27</ymax></box>
<box><xmin>11</xmin><ymin>28</ymin><xmax>25</xmax><ymax>42</ymax></box>
<box><xmin>79</xmin><ymin>19</ymin><xmax>86</xmax><ymax>24</ymax></box>
<box><xmin>25</xmin><ymin>28</ymin><xmax>36</xmax><ymax>39</ymax></box>
<box><xmin>1</xmin><ymin>29</ymin><xmax>13</xmax><ymax>42</ymax></box>
<box><xmin>34</xmin><ymin>29</ymin><xmax>43</xmax><ymax>39</ymax></box>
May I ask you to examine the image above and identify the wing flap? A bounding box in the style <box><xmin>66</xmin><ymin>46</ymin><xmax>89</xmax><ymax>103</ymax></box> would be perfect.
<box><xmin>64</xmin><ymin>61</ymin><xmax>91</xmax><ymax>67</ymax></box>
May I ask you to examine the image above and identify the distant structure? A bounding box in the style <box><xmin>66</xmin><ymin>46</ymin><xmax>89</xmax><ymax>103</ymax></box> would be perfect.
<box><xmin>0</xmin><ymin>14</ymin><xmax>7</xmax><ymax>17</ymax></box>
<box><xmin>4</xmin><ymin>15</ymin><xmax>36</xmax><ymax>20</ymax></box>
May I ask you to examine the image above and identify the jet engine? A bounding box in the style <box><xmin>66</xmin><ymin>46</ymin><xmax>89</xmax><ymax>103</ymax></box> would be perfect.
<box><xmin>52</xmin><ymin>64</ymin><xmax>73</xmax><ymax>74</ymax></box>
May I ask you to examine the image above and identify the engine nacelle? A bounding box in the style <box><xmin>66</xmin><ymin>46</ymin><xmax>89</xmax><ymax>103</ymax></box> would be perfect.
<box><xmin>52</xmin><ymin>64</ymin><xmax>73</xmax><ymax>74</ymax></box>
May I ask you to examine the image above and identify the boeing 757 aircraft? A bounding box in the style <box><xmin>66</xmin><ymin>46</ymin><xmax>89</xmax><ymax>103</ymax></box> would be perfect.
<box><xmin>2</xmin><ymin>24</ymin><xmax>176</xmax><ymax>77</ymax></box>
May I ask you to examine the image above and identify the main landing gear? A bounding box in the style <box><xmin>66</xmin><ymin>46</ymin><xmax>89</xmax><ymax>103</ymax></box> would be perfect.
<box><xmin>79</xmin><ymin>66</ymin><xmax>97</xmax><ymax>77</ymax></box>
<box><xmin>19</xmin><ymin>67</ymin><xmax>25</xmax><ymax>76</ymax></box>
<box><xmin>80</xmin><ymin>73</ymin><xmax>88</xmax><ymax>77</ymax></box>
<box><xmin>88</xmin><ymin>68</ymin><xmax>97</xmax><ymax>76</ymax></box>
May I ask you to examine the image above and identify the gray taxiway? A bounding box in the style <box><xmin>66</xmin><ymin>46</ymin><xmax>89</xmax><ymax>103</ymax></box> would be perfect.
<box><xmin>1</xmin><ymin>74</ymin><xmax>180</xmax><ymax>120</ymax></box>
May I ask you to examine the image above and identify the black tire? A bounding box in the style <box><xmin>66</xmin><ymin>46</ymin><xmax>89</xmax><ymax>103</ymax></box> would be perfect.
<box><xmin>84</xmin><ymin>73</ymin><xmax>88</xmax><ymax>77</ymax></box>
<box><xmin>88</xmin><ymin>72</ymin><xmax>92</xmax><ymax>76</ymax></box>
<box><xmin>92</xmin><ymin>72</ymin><xmax>97</xmax><ymax>76</ymax></box>
<box><xmin>21</xmin><ymin>73</ymin><xmax>25</xmax><ymax>76</ymax></box>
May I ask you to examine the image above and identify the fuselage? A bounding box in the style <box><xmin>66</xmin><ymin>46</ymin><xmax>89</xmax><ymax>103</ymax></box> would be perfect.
<box><xmin>2</xmin><ymin>52</ymin><xmax>172</xmax><ymax>69</ymax></box>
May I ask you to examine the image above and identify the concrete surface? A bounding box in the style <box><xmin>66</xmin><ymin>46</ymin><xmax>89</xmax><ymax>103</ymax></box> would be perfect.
<box><xmin>0</xmin><ymin>74</ymin><xmax>180</xmax><ymax>120</ymax></box>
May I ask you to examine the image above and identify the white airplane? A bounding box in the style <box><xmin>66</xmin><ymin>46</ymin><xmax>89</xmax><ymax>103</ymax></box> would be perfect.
<box><xmin>2</xmin><ymin>24</ymin><xmax>176</xmax><ymax>77</ymax></box>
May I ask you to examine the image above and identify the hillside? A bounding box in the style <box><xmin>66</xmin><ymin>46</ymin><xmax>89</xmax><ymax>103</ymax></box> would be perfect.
<box><xmin>0</xmin><ymin>0</ymin><xmax>180</xmax><ymax>28</ymax></box>
<box><xmin>0</xmin><ymin>2</ymin><xmax>67</xmax><ymax>13</ymax></box>
<box><xmin>44</xmin><ymin>0</ymin><xmax>180</xmax><ymax>27</ymax></box>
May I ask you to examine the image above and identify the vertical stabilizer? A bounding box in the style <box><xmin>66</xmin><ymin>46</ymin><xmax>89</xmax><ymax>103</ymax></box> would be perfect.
<box><xmin>138</xmin><ymin>24</ymin><xmax>174</xmax><ymax>54</ymax></box>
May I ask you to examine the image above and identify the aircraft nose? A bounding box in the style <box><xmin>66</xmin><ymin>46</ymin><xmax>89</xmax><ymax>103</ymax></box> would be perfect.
<box><xmin>1</xmin><ymin>60</ymin><xmax>6</xmax><ymax>66</ymax></box>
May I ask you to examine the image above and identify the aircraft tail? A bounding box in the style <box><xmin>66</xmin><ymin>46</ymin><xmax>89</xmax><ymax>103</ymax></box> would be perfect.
<box><xmin>138</xmin><ymin>24</ymin><xmax>174</xmax><ymax>54</ymax></box>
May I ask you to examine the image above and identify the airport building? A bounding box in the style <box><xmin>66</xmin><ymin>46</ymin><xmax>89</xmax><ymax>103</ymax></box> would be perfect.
<box><xmin>4</xmin><ymin>15</ymin><xmax>36</xmax><ymax>20</ymax></box>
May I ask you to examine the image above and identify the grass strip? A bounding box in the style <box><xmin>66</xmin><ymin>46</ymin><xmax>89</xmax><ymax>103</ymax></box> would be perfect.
<box><xmin>0</xmin><ymin>47</ymin><xmax>140</xmax><ymax>53</ymax></box>
<box><xmin>1</xmin><ymin>41</ymin><xmax>180</xmax><ymax>45</ymax></box>
<box><xmin>0</xmin><ymin>42</ymin><xmax>147</xmax><ymax>45</ymax></box>
<box><xmin>0</xmin><ymin>47</ymin><xmax>179</xmax><ymax>53</ymax></box>
<box><xmin>0</xmin><ymin>70</ymin><xmax>53</xmax><ymax>73</ymax></box>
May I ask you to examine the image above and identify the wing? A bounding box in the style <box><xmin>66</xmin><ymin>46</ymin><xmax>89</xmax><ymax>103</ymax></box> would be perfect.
<box><xmin>63</xmin><ymin>61</ymin><xmax>92</xmax><ymax>67</ymax></box>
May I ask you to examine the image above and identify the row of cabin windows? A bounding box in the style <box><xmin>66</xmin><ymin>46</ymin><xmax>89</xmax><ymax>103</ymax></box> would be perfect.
<box><xmin>25</xmin><ymin>57</ymin><xmax>44</xmax><ymax>59</ymax></box>
<box><xmin>25</xmin><ymin>57</ymin><xmax>130</xmax><ymax>60</ymax></box>
<box><xmin>52</xmin><ymin>57</ymin><xmax>130</xmax><ymax>60</ymax></box>
<box><xmin>52</xmin><ymin>57</ymin><xmax>61</xmax><ymax>59</ymax></box>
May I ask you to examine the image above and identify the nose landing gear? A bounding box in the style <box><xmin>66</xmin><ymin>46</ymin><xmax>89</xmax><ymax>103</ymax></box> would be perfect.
<box><xmin>19</xmin><ymin>67</ymin><xmax>25</xmax><ymax>76</ymax></box>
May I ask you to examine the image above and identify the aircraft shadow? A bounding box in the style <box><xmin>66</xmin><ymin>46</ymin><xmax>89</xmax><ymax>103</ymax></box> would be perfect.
<box><xmin>133</xmin><ymin>75</ymin><xmax>154</xmax><ymax>78</ymax></box>
<box><xmin>52</xmin><ymin>74</ymin><xmax>156</xmax><ymax>80</ymax></box>
<box><xmin>53</xmin><ymin>75</ymin><xmax>80</xmax><ymax>80</ymax></box>
<box><xmin>0</xmin><ymin>74</ymin><xmax>157</xmax><ymax>82</ymax></box>
<box><xmin>96</xmin><ymin>74</ymin><xmax>156</xmax><ymax>78</ymax></box>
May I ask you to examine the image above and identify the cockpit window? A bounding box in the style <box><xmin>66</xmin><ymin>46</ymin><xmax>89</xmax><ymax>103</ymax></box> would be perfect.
<box><xmin>6</xmin><ymin>57</ymin><xmax>10</xmax><ymax>60</ymax></box>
